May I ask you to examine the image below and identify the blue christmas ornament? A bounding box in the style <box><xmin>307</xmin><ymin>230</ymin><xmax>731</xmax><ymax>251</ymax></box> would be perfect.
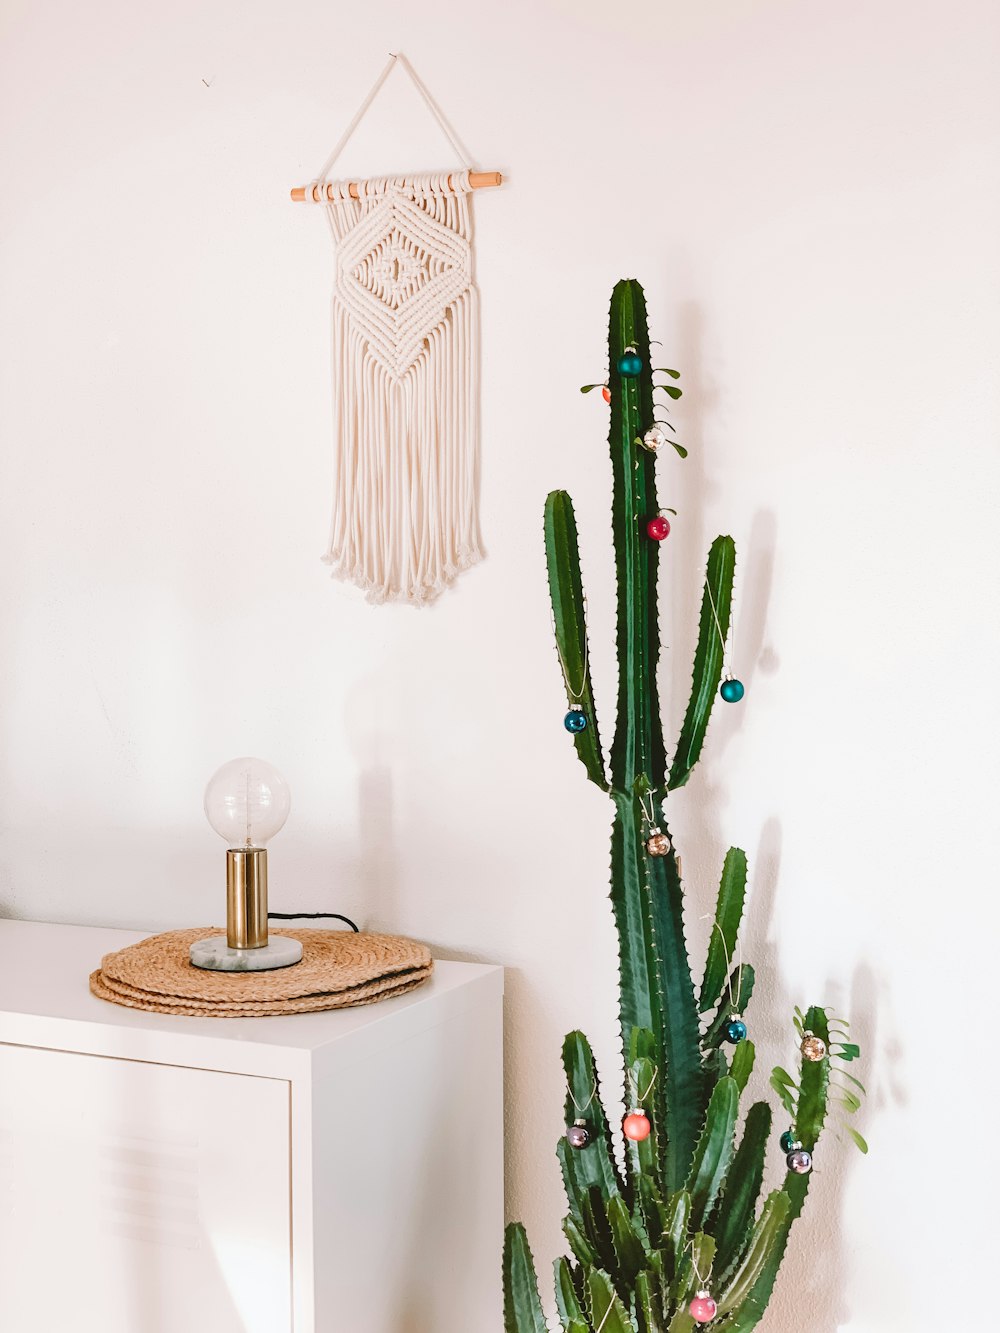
<box><xmin>780</xmin><ymin>1130</ymin><xmax>798</xmax><ymax>1153</ymax></box>
<box><xmin>720</xmin><ymin>678</ymin><xmax>745</xmax><ymax>703</ymax></box>
<box><xmin>724</xmin><ymin>1018</ymin><xmax>747</xmax><ymax>1044</ymax></box>
<box><xmin>564</xmin><ymin>709</ymin><xmax>588</xmax><ymax>733</ymax></box>
<box><xmin>617</xmin><ymin>346</ymin><xmax>642</xmax><ymax>378</ymax></box>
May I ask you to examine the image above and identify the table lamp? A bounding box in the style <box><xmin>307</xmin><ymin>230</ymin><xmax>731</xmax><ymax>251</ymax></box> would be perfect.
<box><xmin>189</xmin><ymin>757</ymin><xmax>303</xmax><ymax>972</ymax></box>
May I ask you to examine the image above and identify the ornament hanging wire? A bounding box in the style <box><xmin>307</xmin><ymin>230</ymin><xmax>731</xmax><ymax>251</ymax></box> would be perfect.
<box><xmin>639</xmin><ymin>788</ymin><xmax>662</xmax><ymax>830</ymax></box>
<box><xmin>704</xmin><ymin>576</ymin><xmax>734</xmax><ymax>682</ymax></box>
<box><xmin>626</xmin><ymin>1064</ymin><xmax>658</xmax><ymax>1107</ymax></box>
<box><xmin>702</xmin><ymin>913</ymin><xmax>744</xmax><ymax>1015</ymax></box>
<box><xmin>567</xmin><ymin>1079</ymin><xmax>598</xmax><ymax>1117</ymax></box>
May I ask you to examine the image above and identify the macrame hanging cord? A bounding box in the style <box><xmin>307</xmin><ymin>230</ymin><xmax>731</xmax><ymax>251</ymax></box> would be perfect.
<box><xmin>311</xmin><ymin>54</ymin><xmax>484</xmax><ymax>606</ymax></box>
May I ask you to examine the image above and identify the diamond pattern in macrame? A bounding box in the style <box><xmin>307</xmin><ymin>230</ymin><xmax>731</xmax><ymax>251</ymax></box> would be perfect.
<box><xmin>336</xmin><ymin>186</ymin><xmax>472</xmax><ymax>381</ymax></box>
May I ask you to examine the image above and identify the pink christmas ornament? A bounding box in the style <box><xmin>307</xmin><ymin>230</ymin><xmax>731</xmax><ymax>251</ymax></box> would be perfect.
<box><xmin>690</xmin><ymin>1291</ymin><xmax>717</xmax><ymax>1324</ymax></box>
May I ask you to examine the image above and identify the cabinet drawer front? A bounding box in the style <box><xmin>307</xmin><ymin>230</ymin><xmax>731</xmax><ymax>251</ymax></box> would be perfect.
<box><xmin>0</xmin><ymin>1043</ymin><xmax>292</xmax><ymax>1333</ymax></box>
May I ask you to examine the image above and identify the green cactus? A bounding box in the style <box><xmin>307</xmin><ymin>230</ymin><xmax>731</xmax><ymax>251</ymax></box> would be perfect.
<box><xmin>503</xmin><ymin>280</ymin><xmax>866</xmax><ymax>1332</ymax></box>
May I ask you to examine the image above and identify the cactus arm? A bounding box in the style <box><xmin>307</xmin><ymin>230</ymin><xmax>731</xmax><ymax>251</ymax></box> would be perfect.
<box><xmin>555</xmin><ymin>1256</ymin><xmax>590</xmax><ymax>1332</ymax></box>
<box><xmin>728</xmin><ymin>1040</ymin><xmax>755</xmax><ymax>1093</ymax></box>
<box><xmin>794</xmin><ymin>1006</ymin><xmax>833</xmax><ymax>1147</ymax></box>
<box><xmin>607</xmin><ymin>279</ymin><xmax>667</xmax><ymax>792</ymax></box>
<box><xmin>714</xmin><ymin>1191</ymin><xmax>791</xmax><ymax>1320</ymax></box>
<box><xmin>611</xmin><ymin>794</ymin><xmax>703</xmax><ymax>1189</ymax></box>
<box><xmin>588</xmin><ymin>1267</ymin><xmax>640</xmax><ymax>1333</ymax></box>
<box><xmin>561</xmin><ymin>1030</ymin><xmax>625</xmax><ymax>1203</ymax></box>
<box><xmin>565</xmin><ymin>1215</ymin><xmax>598</xmax><ymax>1268</ymax></box>
<box><xmin>635</xmin><ymin>1269</ymin><xmax>666</xmax><ymax>1333</ymax></box>
<box><xmin>701</xmin><ymin>966</ymin><xmax>756</xmax><ymax>1054</ymax></box>
<box><xmin>684</xmin><ymin>1077</ymin><xmax>739</xmax><ymax>1231</ymax></box>
<box><xmin>637</xmin><ymin>1174</ymin><xmax>669</xmax><ymax>1249</ymax></box>
<box><xmin>607</xmin><ymin>1193</ymin><xmax>651</xmax><ymax>1292</ymax></box>
<box><xmin>582</xmin><ymin>1185</ymin><xmax>625</xmax><ymax>1285</ymax></box>
<box><xmin>546</xmin><ymin>490</ymin><xmax>609</xmax><ymax>790</ymax></box>
<box><xmin>712</xmin><ymin>1101</ymin><xmax>771</xmax><ymax>1276</ymax></box>
<box><xmin>662</xmin><ymin>1189</ymin><xmax>692</xmax><ymax>1282</ymax></box>
<box><xmin>502</xmin><ymin>1223</ymin><xmax>548</xmax><ymax>1333</ymax></box>
<box><xmin>668</xmin><ymin>536</ymin><xmax>737</xmax><ymax>791</ymax></box>
<box><xmin>668</xmin><ymin>1233</ymin><xmax>716</xmax><ymax>1322</ymax></box>
<box><xmin>626</xmin><ymin>1039</ymin><xmax>663</xmax><ymax>1190</ymax></box>
<box><xmin>698</xmin><ymin>849</ymin><xmax>748</xmax><ymax>1012</ymax></box>
<box><xmin>715</xmin><ymin>1009</ymin><xmax>836</xmax><ymax>1330</ymax></box>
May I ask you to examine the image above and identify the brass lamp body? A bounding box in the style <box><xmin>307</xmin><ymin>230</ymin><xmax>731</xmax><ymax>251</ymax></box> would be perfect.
<box><xmin>226</xmin><ymin>848</ymin><xmax>269</xmax><ymax>950</ymax></box>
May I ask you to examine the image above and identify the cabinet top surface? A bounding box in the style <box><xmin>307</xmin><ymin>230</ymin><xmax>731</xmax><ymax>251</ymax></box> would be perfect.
<box><xmin>0</xmin><ymin>919</ymin><xmax>502</xmax><ymax>1075</ymax></box>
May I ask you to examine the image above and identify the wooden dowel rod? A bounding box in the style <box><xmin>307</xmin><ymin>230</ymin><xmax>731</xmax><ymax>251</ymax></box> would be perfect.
<box><xmin>291</xmin><ymin>170</ymin><xmax>502</xmax><ymax>202</ymax></box>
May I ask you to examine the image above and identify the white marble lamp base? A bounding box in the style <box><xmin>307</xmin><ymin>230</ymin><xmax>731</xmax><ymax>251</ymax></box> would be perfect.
<box><xmin>190</xmin><ymin>935</ymin><xmax>303</xmax><ymax>972</ymax></box>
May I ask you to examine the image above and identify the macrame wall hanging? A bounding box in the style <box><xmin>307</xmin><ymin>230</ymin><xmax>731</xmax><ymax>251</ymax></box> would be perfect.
<box><xmin>293</xmin><ymin>53</ymin><xmax>502</xmax><ymax>606</ymax></box>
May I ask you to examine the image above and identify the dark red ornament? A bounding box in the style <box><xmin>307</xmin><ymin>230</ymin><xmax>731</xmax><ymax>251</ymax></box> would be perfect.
<box><xmin>646</xmin><ymin>516</ymin><xmax>671</xmax><ymax>541</ymax></box>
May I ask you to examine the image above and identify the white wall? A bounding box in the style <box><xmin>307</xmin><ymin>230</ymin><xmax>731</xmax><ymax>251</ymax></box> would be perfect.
<box><xmin>1</xmin><ymin>1</ymin><xmax>998</xmax><ymax>1328</ymax></box>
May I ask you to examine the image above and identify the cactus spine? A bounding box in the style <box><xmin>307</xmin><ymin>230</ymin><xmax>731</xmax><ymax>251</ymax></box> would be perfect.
<box><xmin>502</xmin><ymin>281</ymin><xmax>865</xmax><ymax>1333</ymax></box>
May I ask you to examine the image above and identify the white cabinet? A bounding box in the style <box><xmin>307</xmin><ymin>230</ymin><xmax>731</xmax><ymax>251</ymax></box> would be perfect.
<box><xmin>0</xmin><ymin>920</ymin><xmax>504</xmax><ymax>1333</ymax></box>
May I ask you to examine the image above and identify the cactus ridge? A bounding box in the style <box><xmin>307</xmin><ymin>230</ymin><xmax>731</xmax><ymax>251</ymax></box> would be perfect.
<box><xmin>502</xmin><ymin>282</ymin><xmax>864</xmax><ymax>1333</ymax></box>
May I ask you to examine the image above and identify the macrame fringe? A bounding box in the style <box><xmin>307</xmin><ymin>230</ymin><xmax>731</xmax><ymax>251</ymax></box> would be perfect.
<box><xmin>319</xmin><ymin>172</ymin><xmax>483</xmax><ymax>606</ymax></box>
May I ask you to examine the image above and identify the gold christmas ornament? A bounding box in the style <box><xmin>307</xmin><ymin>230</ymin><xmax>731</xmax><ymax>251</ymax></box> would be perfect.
<box><xmin>646</xmin><ymin>829</ymin><xmax>671</xmax><ymax>857</ymax></box>
<box><xmin>800</xmin><ymin>1032</ymin><xmax>827</xmax><ymax>1062</ymax></box>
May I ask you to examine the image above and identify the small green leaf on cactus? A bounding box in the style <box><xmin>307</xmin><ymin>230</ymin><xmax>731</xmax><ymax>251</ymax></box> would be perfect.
<box><xmin>833</xmin><ymin>1043</ymin><xmax>861</xmax><ymax>1061</ymax></box>
<box><xmin>581</xmin><ymin>383</ymin><xmax>604</xmax><ymax>393</ymax></box>
<box><xmin>661</xmin><ymin>386</ymin><xmax>683</xmax><ymax>399</ymax></box>
<box><xmin>502</xmin><ymin>1224</ymin><xmax>548</xmax><ymax>1333</ymax></box>
<box><xmin>847</xmin><ymin>1127</ymin><xmax>869</xmax><ymax>1154</ymax></box>
<box><xmin>769</xmin><ymin>1067</ymin><xmax>798</xmax><ymax>1117</ymax></box>
<box><xmin>653</xmin><ymin>368</ymin><xmax>681</xmax><ymax>378</ymax></box>
<box><xmin>670</xmin><ymin>442</ymin><xmax>689</xmax><ymax>459</ymax></box>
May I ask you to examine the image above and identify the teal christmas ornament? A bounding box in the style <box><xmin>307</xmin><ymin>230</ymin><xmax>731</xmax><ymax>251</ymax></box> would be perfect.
<box><xmin>617</xmin><ymin>345</ymin><xmax>642</xmax><ymax>378</ymax></box>
<box><xmin>564</xmin><ymin>708</ymin><xmax>588</xmax><ymax>733</ymax></box>
<box><xmin>720</xmin><ymin>677</ymin><xmax>745</xmax><ymax>703</ymax></box>
<box><xmin>724</xmin><ymin>1018</ymin><xmax>747</xmax><ymax>1044</ymax></box>
<box><xmin>780</xmin><ymin>1130</ymin><xmax>798</xmax><ymax>1153</ymax></box>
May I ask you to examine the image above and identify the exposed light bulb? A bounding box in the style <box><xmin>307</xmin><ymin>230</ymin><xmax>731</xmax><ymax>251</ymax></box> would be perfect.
<box><xmin>204</xmin><ymin>757</ymin><xmax>290</xmax><ymax>849</ymax></box>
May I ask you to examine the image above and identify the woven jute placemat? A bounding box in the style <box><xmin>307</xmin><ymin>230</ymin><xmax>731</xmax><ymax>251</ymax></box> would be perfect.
<box><xmin>89</xmin><ymin>927</ymin><xmax>433</xmax><ymax>1018</ymax></box>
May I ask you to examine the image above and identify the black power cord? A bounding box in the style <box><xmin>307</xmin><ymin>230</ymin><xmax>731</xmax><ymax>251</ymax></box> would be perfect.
<box><xmin>268</xmin><ymin>911</ymin><xmax>360</xmax><ymax>933</ymax></box>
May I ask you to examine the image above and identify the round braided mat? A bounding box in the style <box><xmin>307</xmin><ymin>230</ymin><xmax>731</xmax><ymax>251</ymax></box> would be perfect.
<box><xmin>89</xmin><ymin>927</ymin><xmax>433</xmax><ymax>1018</ymax></box>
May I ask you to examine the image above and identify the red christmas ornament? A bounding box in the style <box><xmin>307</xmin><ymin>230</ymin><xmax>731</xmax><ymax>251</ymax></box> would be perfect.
<box><xmin>622</xmin><ymin>1110</ymin><xmax>651</xmax><ymax>1142</ymax></box>
<box><xmin>601</xmin><ymin>384</ymin><xmax>611</xmax><ymax>404</ymax></box>
<box><xmin>690</xmin><ymin>1292</ymin><xmax>717</xmax><ymax>1324</ymax></box>
<box><xmin>646</xmin><ymin>516</ymin><xmax>671</xmax><ymax>541</ymax></box>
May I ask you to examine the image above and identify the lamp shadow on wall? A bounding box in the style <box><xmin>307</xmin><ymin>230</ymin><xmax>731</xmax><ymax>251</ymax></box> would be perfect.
<box><xmin>669</xmin><ymin>299</ymin><xmax>874</xmax><ymax>1332</ymax></box>
<box><xmin>343</xmin><ymin>673</ymin><xmax>402</xmax><ymax>932</ymax></box>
